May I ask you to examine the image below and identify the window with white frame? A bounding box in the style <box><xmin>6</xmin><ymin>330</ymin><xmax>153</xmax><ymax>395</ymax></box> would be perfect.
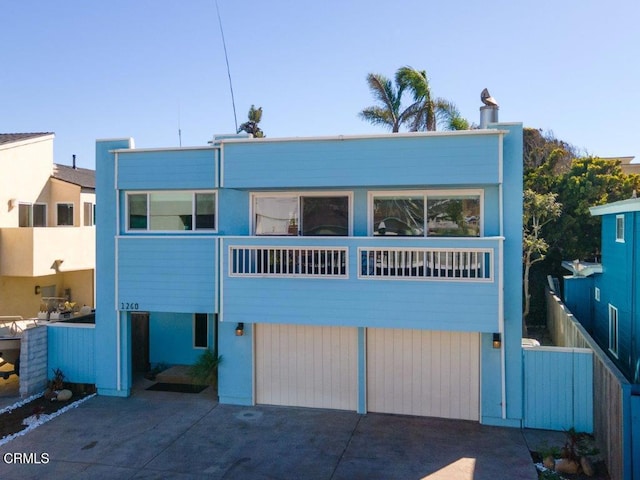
<box><xmin>83</xmin><ymin>202</ymin><xmax>94</xmax><ymax>226</ymax></box>
<box><xmin>594</xmin><ymin>287</ymin><xmax>600</xmax><ymax>302</ymax></box>
<box><xmin>616</xmin><ymin>215</ymin><xmax>625</xmax><ymax>242</ymax></box>
<box><xmin>608</xmin><ymin>304</ymin><xmax>618</xmax><ymax>357</ymax></box>
<box><xmin>18</xmin><ymin>203</ymin><xmax>47</xmax><ymax>227</ymax></box>
<box><xmin>126</xmin><ymin>191</ymin><xmax>216</xmax><ymax>232</ymax></box>
<box><xmin>193</xmin><ymin>313</ymin><xmax>208</xmax><ymax>348</ymax></box>
<box><xmin>370</xmin><ymin>190</ymin><xmax>482</xmax><ymax>237</ymax></box>
<box><xmin>253</xmin><ymin>193</ymin><xmax>350</xmax><ymax>236</ymax></box>
<box><xmin>57</xmin><ymin>203</ymin><xmax>74</xmax><ymax>226</ymax></box>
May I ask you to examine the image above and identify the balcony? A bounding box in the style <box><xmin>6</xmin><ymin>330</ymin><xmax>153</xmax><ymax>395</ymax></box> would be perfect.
<box><xmin>221</xmin><ymin>236</ymin><xmax>503</xmax><ymax>332</ymax></box>
<box><xmin>0</xmin><ymin>227</ymin><xmax>95</xmax><ymax>277</ymax></box>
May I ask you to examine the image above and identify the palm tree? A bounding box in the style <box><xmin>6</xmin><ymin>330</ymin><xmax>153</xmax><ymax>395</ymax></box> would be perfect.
<box><xmin>238</xmin><ymin>105</ymin><xmax>264</xmax><ymax>138</ymax></box>
<box><xmin>358</xmin><ymin>73</ymin><xmax>416</xmax><ymax>133</ymax></box>
<box><xmin>396</xmin><ymin>66</ymin><xmax>469</xmax><ymax>132</ymax></box>
<box><xmin>359</xmin><ymin>67</ymin><xmax>469</xmax><ymax>132</ymax></box>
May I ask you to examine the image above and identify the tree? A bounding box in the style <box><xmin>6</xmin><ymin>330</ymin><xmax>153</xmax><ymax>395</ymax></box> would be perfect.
<box><xmin>358</xmin><ymin>73</ymin><xmax>413</xmax><ymax>133</ymax></box>
<box><xmin>523</xmin><ymin>189</ymin><xmax>562</xmax><ymax>327</ymax></box>
<box><xmin>395</xmin><ymin>66</ymin><xmax>469</xmax><ymax>131</ymax></box>
<box><xmin>359</xmin><ymin>67</ymin><xmax>468</xmax><ymax>133</ymax></box>
<box><xmin>237</xmin><ymin>105</ymin><xmax>264</xmax><ymax>138</ymax></box>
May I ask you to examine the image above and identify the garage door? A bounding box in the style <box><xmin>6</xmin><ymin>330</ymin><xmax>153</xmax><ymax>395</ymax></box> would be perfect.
<box><xmin>255</xmin><ymin>324</ymin><xmax>357</xmax><ymax>410</ymax></box>
<box><xmin>367</xmin><ymin>329</ymin><xmax>480</xmax><ymax>420</ymax></box>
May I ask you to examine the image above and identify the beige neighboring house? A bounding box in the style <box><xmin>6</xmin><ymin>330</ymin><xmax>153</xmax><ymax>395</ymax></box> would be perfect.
<box><xmin>0</xmin><ymin>133</ymin><xmax>95</xmax><ymax>319</ymax></box>
<box><xmin>602</xmin><ymin>156</ymin><xmax>640</xmax><ymax>175</ymax></box>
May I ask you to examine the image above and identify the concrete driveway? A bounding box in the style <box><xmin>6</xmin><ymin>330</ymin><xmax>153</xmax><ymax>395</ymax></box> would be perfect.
<box><xmin>0</xmin><ymin>386</ymin><xmax>541</xmax><ymax>479</ymax></box>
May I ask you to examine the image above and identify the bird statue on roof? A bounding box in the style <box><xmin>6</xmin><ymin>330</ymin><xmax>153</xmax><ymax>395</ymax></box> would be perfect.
<box><xmin>481</xmin><ymin>88</ymin><xmax>498</xmax><ymax>107</ymax></box>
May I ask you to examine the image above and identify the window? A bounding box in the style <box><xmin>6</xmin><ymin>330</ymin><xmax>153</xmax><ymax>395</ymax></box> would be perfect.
<box><xmin>608</xmin><ymin>304</ymin><xmax>618</xmax><ymax>357</ymax></box>
<box><xmin>616</xmin><ymin>215</ymin><xmax>624</xmax><ymax>242</ymax></box>
<box><xmin>371</xmin><ymin>190</ymin><xmax>482</xmax><ymax>237</ymax></box>
<box><xmin>194</xmin><ymin>313</ymin><xmax>208</xmax><ymax>348</ymax></box>
<box><xmin>57</xmin><ymin>203</ymin><xmax>74</xmax><ymax>226</ymax></box>
<box><xmin>127</xmin><ymin>191</ymin><xmax>216</xmax><ymax>232</ymax></box>
<box><xmin>253</xmin><ymin>193</ymin><xmax>350</xmax><ymax>236</ymax></box>
<box><xmin>18</xmin><ymin>203</ymin><xmax>47</xmax><ymax>227</ymax></box>
<box><xmin>84</xmin><ymin>202</ymin><xmax>94</xmax><ymax>226</ymax></box>
<box><xmin>594</xmin><ymin>287</ymin><xmax>600</xmax><ymax>302</ymax></box>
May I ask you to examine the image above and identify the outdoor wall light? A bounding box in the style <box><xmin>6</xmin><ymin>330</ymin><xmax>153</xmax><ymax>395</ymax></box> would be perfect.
<box><xmin>34</xmin><ymin>285</ymin><xmax>41</xmax><ymax>295</ymax></box>
<box><xmin>492</xmin><ymin>333</ymin><xmax>502</xmax><ymax>349</ymax></box>
<box><xmin>235</xmin><ymin>322</ymin><xmax>244</xmax><ymax>336</ymax></box>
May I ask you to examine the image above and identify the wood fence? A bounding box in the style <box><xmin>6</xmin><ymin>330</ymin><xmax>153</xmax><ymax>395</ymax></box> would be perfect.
<box><xmin>547</xmin><ymin>288</ymin><xmax>635</xmax><ymax>480</ymax></box>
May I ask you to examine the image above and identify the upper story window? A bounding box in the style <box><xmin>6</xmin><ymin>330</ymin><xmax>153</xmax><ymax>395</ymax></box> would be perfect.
<box><xmin>19</xmin><ymin>203</ymin><xmax>47</xmax><ymax>227</ymax></box>
<box><xmin>608</xmin><ymin>304</ymin><xmax>618</xmax><ymax>357</ymax></box>
<box><xmin>616</xmin><ymin>214</ymin><xmax>624</xmax><ymax>242</ymax></box>
<box><xmin>57</xmin><ymin>203</ymin><xmax>74</xmax><ymax>226</ymax></box>
<box><xmin>127</xmin><ymin>191</ymin><xmax>216</xmax><ymax>232</ymax></box>
<box><xmin>83</xmin><ymin>202</ymin><xmax>94</xmax><ymax>226</ymax></box>
<box><xmin>370</xmin><ymin>190</ymin><xmax>482</xmax><ymax>237</ymax></box>
<box><xmin>253</xmin><ymin>193</ymin><xmax>350</xmax><ymax>236</ymax></box>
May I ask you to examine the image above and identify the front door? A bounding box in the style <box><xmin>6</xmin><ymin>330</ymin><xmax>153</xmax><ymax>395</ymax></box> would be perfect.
<box><xmin>131</xmin><ymin>312</ymin><xmax>150</xmax><ymax>373</ymax></box>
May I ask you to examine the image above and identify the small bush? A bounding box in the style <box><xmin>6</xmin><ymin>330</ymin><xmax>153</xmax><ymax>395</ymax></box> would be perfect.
<box><xmin>188</xmin><ymin>350</ymin><xmax>222</xmax><ymax>386</ymax></box>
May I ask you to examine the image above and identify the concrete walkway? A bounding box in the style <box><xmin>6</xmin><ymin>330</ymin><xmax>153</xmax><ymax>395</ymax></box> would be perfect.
<box><xmin>0</xmin><ymin>383</ymin><xmax>545</xmax><ymax>480</ymax></box>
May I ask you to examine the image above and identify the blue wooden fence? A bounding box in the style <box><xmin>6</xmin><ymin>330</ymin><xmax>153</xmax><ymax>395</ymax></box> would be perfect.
<box><xmin>47</xmin><ymin>323</ymin><xmax>96</xmax><ymax>384</ymax></box>
<box><xmin>523</xmin><ymin>346</ymin><xmax>593</xmax><ymax>432</ymax></box>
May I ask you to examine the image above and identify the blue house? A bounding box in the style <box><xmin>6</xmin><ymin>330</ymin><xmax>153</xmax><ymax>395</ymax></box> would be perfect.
<box><xmin>94</xmin><ymin>119</ymin><xmax>524</xmax><ymax>427</ymax></box>
<box><xmin>564</xmin><ymin>197</ymin><xmax>640</xmax><ymax>383</ymax></box>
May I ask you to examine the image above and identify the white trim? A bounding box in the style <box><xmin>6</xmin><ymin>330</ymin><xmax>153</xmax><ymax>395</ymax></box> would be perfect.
<box><xmin>124</xmin><ymin>190</ymin><xmax>218</xmax><ymax>233</ymax></box>
<box><xmin>111</xmin><ymin>145</ymin><xmax>216</xmax><ymax>154</ymax></box>
<box><xmin>250</xmin><ymin>191</ymin><xmax>354</xmax><ymax>237</ymax></box>
<box><xmin>590</xmin><ymin>198</ymin><xmax>640</xmax><ymax>216</ymax></box>
<box><xmin>47</xmin><ymin>322</ymin><xmax>95</xmax><ymax>329</ymax></box>
<box><xmin>616</xmin><ymin>214</ymin><xmax>625</xmax><ymax>243</ymax></box>
<box><xmin>218</xmin><ymin>238</ymin><xmax>224</xmax><ymax>322</ymax></box>
<box><xmin>367</xmin><ymin>189</ymin><xmax>484</xmax><ymax>237</ymax></box>
<box><xmin>219</xmin><ymin>144</ymin><xmax>224</xmax><ymax>188</ymax></box>
<box><xmin>216</xmin><ymin>129</ymin><xmax>508</xmax><ymax>145</ymax></box>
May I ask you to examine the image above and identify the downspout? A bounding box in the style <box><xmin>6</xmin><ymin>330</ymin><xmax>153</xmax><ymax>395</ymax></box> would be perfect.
<box><xmin>114</xmin><ymin>151</ymin><xmax>122</xmax><ymax>392</ymax></box>
<box><xmin>498</xmin><ymin>134</ymin><xmax>506</xmax><ymax>419</ymax></box>
<box><xmin>632</xmin><ymin>212</ymin><xmax>637</xmax><ymax>382</ymax></box>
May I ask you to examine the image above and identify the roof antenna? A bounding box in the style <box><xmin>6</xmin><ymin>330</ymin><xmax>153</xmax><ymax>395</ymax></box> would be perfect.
<box><xmin>215</xmin><ymin>0</ymin><xmax>238</xmax><ymax>132</ymax></box>
<box><xmin>178</xmin><ymin>103</ymin><xmax>182</xmax><ymax>147</ymax></box>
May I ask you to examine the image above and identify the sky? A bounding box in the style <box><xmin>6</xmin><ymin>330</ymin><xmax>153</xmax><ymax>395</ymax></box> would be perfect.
<box><xmin>3</xmin><ymin>0</ymin><xmax>639</xmax><ymax>170</ymax></box>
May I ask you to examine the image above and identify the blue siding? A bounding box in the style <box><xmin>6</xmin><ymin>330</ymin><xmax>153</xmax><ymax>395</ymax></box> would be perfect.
<box><xmin>218</xmin><ymin>321</ymin><xmax>253</xmax><ymax>406</ymax></box>
<box><xmin>222</xmin><ymin>133</ymin><xmax>501</xmax><ymax>188</ymax></box>
<box><xmin>221</xmin><ymin>237</ymin><xmax>500</xmax><ymax>333</ymax></box>
<box><xmin>47</xmin><ymin>325</ymin><xmax>96</xmax><ymax>384</ymax></box>
<box><xmin>595</xmin><ymin>214</ymin><xmax>635</xmax><ymax>380</ymax></box>
<box><xmin>523</xmin><ymin>347</ymin><xmax>593</xmax><ymax>432</ymax></box>
<box><xmin>118</xmin><ymin>237</ymin><xmax>217</xmax><ymax>313</ymax></box>
<box><xmin>564</xmin><ymin>276</ymin><xmax>594</xmax><ymax>331</ymax></box>
<box><xmin>149</xmin><ymin>312</ymin><xmax>215</xmax><ymax>366</ymax></box>
<box><xmin>118</xmin><ymin>148</ymin><xmax>217</xmax><ymax>190</ymax></box>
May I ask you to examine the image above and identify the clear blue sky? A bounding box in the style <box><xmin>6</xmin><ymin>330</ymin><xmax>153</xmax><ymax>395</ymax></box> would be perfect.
<box><xmin>3</xmin><ymin>1</ymin><xmax>639</xmax><ymax>169</ymax></box>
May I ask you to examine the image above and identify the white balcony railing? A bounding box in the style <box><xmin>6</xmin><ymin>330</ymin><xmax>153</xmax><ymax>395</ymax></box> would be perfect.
<box><xmin>229</xmin><ymin>246</ymin><xmax>348</xmax><ymax>278</ymax></box>
<box><xmin>358</xmin><ymin>247</ymin><xmax>492</xmax><ymax>281</ymax></box>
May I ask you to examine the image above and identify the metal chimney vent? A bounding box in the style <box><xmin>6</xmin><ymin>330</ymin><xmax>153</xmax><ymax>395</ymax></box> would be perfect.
<box><xmin>479</xmin><ymin>88</ymin><xmax>499</xmax><ymax>128</ymax></box>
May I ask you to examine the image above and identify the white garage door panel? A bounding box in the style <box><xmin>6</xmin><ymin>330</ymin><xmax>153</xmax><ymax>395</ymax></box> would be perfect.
<box><xmin>256</xmin><ymin>324</ymin><xmax>357</xmax><ymax>410</ymax></box>
<box><xmin>367</xmin><ymin>329</ymin><xmax>480</xmax><ymax>420</ymax></box>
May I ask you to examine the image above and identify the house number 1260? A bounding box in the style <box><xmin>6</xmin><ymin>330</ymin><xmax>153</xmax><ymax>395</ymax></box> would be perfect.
<box><xmin>121</xmin><ymin>302</ymin><xmax>139</xmax><ymax>310</ymax></box>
